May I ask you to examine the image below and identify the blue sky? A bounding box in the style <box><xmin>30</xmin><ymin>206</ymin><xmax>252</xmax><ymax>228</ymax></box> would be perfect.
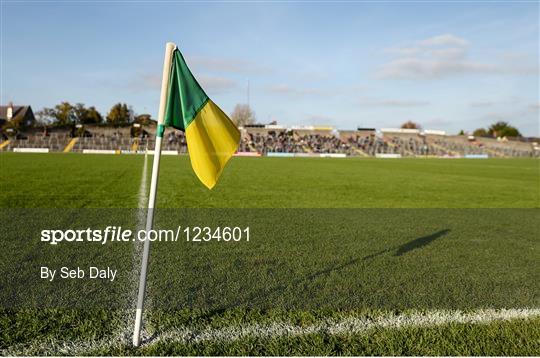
<box><xmin>2</xmin><ymin>1</ymin><xmax>539</xmax><ymax>135</ymax></box>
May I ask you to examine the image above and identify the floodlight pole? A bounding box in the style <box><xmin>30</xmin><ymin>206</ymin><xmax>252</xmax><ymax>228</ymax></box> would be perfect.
<box><xmin>133</xmin><ymin>41</ymin><xmax>176</xmax><ymax>347</ymax></box>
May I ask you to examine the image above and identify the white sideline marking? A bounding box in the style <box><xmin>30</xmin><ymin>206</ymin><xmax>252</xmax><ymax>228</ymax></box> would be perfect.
<box><xmin>116</xmin><ymin>154</ymin><xmax>150</xmax><ymax>342</ymax></box>
<box><xmin>153</xmin><ymin>308</ymin><xmax>540</xmax><ymax>345</ymax></box>
<box><xmin>2</xmin><ymin>308</ymin><xmax>539</xmax><ymax>355</ymax></box>
<box><xmin>13</xmin><ymin>147</ymin><xmax>49</xmax><ymax>153</ymax></box>
<box><xmin>82</xmin><ymin>149</ymin><xmax>117</xmax><ymax>154</ymax></box>
<box><xmin>131</xmin><ymin>154</ymin><xmax>151</xmax><ymax>328</ymax></box>
<box><xmin>137</xmin><ymin>153</ymin><xmax>149</xmax><ymax>210</ymax></box>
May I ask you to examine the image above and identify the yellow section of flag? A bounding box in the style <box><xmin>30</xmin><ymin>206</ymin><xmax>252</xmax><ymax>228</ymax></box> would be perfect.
<box><xmin>184</xmin><ymin>100</ymin><xmax>240</xmax><ymax>189</ymax></box>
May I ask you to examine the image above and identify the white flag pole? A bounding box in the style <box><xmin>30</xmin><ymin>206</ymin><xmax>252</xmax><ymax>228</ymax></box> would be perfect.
<box><xmin>133</xmin><ymin>41</ymin><xmax>176</xmax><ymax>347</ymax></box>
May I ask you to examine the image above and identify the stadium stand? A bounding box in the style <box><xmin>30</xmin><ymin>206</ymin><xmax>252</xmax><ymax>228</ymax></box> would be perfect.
<box><xmin>5</xmin><ymin>132</ymin><xmax>70</xmax><ymax>152</ymax></box>
<box><xmin>2</xmin><ymin>124</ymin><xmax>539</xmax><ymax>158</ymax></box>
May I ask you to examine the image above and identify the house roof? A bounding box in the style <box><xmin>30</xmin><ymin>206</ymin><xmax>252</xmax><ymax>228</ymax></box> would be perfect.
<box><xmin>0</xmin><ymin>105</ymin><xmax>33</xmax><ymax>121</ymax></box>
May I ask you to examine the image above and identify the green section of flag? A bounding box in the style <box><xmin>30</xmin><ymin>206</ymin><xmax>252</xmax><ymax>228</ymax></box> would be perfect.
<box><xmin>164</xmin><ymin>49</ymin><xmax>209</xmax><ymax>131</ymax></box>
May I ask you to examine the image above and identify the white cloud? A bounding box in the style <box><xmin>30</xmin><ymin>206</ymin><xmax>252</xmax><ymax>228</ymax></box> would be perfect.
<box><xmin>421</xmin><ymin>117</ymin><xmax>453</xmax><ymax>127</ymax></box>
<box><xmin>378</xmin><ymin>33</ymin><xmax>536</xmax><ymax>80</ymax></box>
<box><xmin>305</xmin><ymin>114</ymin><xmax>335</xmax><ymax>123</ymax></box>
<box><xmin>267</xmin><ymin>84</ymin><xmax>323</xmax><ymax>97</ymax></box>
<box><xmin>480</xmin><ymin>112</ymin><xmax>515</xmax><ymax>123</ymax></box>
<box><xmin>139</xmin><ymin>73</ymin><xmax>161</xmax><ymax>87</ymax></box>
<box><xmin>429</xmin><ymin>47</ymin><xmax>467</xmax><ymax>60</ymax></box>
<box><xmin>359</xmin><ymin>98</ymin><xmax>430</xmax><ymax>107</ymax></box>
<box><xmin>384</xmin><ymin>34</ymin><xmax>469</xmax><ymax>58</ymax></box>
<box><xmin>417</xmin><ymin>34</ymin><xmax>470</xmax><ymax>47</ymax></box>
<box><xmin>124</xmin><ymin>72</ymin><xmax>237</xmax><ymax>95</ymax></box>
<box><xmin>384</xmin><ymin>47</ymin><xmax>421</xmax><ymax>57</ymax></box>
<box><xmin>124</xmin><ymin>72</ymin><xmax>161</xmax><ymax>91</ymax></box>
<box><xmin>528</xmin><ymin>102</ymin><xmax>540</xmax><ymax>111</ymax></box>
<box><xmin>379</xmin><ymin>58</ymin><xmax>499</xmax><ymax>79</ymax></box>
<box><xmin>198</xmin><ymin>75</ymin><xmax>237</xmax><ymax>95</ymax></box>
<box><xmin>469</xmin><ymin>101</ymin><xmax>495</xmax><ymax>108</ymax></box>
<box><xmin>187</xmin><ymin>56</ymin><xmax>270</xmax><ymax>75</ymax></box>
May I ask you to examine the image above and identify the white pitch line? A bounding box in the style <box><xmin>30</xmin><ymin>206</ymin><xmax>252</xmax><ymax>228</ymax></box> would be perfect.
<box><xmin>116</xmin><ymin>153</ymin><xmax>151</xmax><ymax>342</ymax></box>
<box><xmin>137</xmin><ymin>151</ymin><xmax>149</xmax><ymax>211</ymax></box>
<box><xmin>153</xmin><ymin>307</ymin><xmax>540</xmax><ymax>345</ymax></box>
<box><xmin>130</xmin><ymin>153</ymin><xmax>151</xmax><ymax>325</ymax></box>
<box><xmin>133</xmin><ymin>152</ymin><xmax>153</xmax><ymax>339</ymax></box>
<box><xmin>2</xmin><ymin>308</ymin><xmax>539</xmax><ymax>356</ymax></box>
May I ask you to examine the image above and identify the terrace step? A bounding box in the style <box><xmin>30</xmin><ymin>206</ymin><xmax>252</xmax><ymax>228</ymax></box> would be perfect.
<box><xmin>131</xmin><ymin>138</ymin><xmax>139</xmax><ymax>152</ymax></box>
<box><xmin>354</xmin><ymin>148</ymin><xmax>369</xmax><ymax>157</ymax></box>
<box><xmin>63</xmin><ymin>138</ymin><xmax>78</xmax><ymax>153</ymax></box>
<box><xmin>0</xmin><ymin>140</ymin><xmax>10</xmax><ymax>150</ymax></box>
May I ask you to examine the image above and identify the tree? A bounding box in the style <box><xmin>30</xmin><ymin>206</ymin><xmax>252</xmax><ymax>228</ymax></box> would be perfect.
<box><xmin>39</xmin><ymin>102</ymin><xmax>103</xmax><ymax>127</ymax></box>
<box><xmin>74</xmin><ymin>103</ymin><xmax>103</xmax><ymax>124</ymax></box>
<box><xmin>230</xmin><ymin>104</ymin><xmax>255</xmax><ymax>126</ymax></box>
<box><xmin>85</xmin><ymin>107</ymin><xmax>103</xmax><ymax>124</ymax></box>
<box><xmin>134</xmin><ymin>114</ymin><xmax>153</xmax><ymax>125</ymax></box>
<box><xmin>106</xmin><ymin>103</ymin><xmax>132</xmax><ymax>126</ymax></box>
<box><xmin>55</xmin><ymin>102</ymin><xmax>77</xmax><ymax>126</ymax></box>
<box><xmin>400</xmin><ymin>120</ymin><xmax>421</xmax><ymax>129</ymax></box>
<box><xmin>473</xmin><ymin>128</ymin><xmax>488</xmax><ymax>137</ymax></box>
<box><xmin>38</xmin><ymin>102</ymin><xmax>76</xmax><ymax>127</ymax></box>
<box><xmin>458</xmin><ymin>130</ymin><xmax>465</xmax><ymax>135</ymax></box>
<box><xmin>34</xmin><ymin>116</ymin><xmax>49</xmax><ymax>128</ymax></box>
<box><xmin>35</xmin><ymin>109</ymin><xmax>55</xmax><ymax>126</ymax></box>
<box><xmin>488</xmin><ymin>121</ymin><xmax>521</xmax><ymax>138</ymax></box>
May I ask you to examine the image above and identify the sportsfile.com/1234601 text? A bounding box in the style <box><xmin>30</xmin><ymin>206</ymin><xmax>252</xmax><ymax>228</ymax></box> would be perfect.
<box><xmin>40</xmin><ymin>226</ymin><xmax>250</xmax><ymax>245</ymax></box>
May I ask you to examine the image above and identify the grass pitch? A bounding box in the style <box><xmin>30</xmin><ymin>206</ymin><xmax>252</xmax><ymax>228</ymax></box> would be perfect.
<box><xmin>1</xmin><ymin>153</ymin><xmax>538</xmax><ymax>208</ymax></box>
<box><xmin>0</xmin><ymin>153</ymin><xmax>539</xmax><ymax>355</ymax></box>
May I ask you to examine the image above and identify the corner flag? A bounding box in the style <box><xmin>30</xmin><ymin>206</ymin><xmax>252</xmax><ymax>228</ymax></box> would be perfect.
<box><xmin>164</xmin><ymin>48</ymin><xmax>240</xmax><ymax>189</ymax></box>
<box><xmin>133</xmin><ymin>42</ymin><xmax>239</xmax><ymax>347</ymax></box>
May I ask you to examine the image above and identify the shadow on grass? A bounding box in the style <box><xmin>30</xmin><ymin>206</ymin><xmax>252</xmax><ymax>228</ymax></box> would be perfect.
<box><xmin>394</xmin><ymin>229</ymin><xmax>450</xmax><ymax>256</ymax></box>
<box><xmin>163</xmin><ymin>228</ymin><xmax>451</xmax><ymax>325</ymax></box>
<box><xmin>279</xmin><ymin>228</ymin><xmax>451</xmax><ymax>302</ymax></box>
<box><xmin>303</xmin><ymin>229</ymin><xmax>449</xmax><ymax>280</ymax></box>
<box><xmin>361</xmin><ymin>229</ymin><xmax>450</xmax><ymax>261</ymax></box>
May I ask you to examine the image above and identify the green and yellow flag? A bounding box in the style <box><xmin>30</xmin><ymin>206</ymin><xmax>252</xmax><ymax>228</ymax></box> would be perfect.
<box><xmin>163</xmin><ymin>48</ymin><xmax>240</xmax><ymax>189</ymax></box>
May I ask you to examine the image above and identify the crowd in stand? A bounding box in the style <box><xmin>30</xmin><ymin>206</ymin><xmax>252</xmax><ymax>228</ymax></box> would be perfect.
<box><xmin>2</xmin><ymin>127</ymin><xmax>538</xmax><ymax>157</ymax></box>
<box><xmin>240</xmin><ymin>131</ymin><xmax>434</xmax><ymax>156</ymax></box>
<box><xmin>240</xmin><ymin>131</ymin><xmax>352</xmax><ymax>154</ymax></box>
<box><xmin>240</xmin><ymin>130</ymin><xmax>537</xmax><ymax>157</ymax></box>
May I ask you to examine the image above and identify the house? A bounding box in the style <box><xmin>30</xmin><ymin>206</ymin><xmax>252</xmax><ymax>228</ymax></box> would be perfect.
<box><xmin>0</xmin><ymin>103</ymin><xmax>36</xmax><ymax>129</ymax></box>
